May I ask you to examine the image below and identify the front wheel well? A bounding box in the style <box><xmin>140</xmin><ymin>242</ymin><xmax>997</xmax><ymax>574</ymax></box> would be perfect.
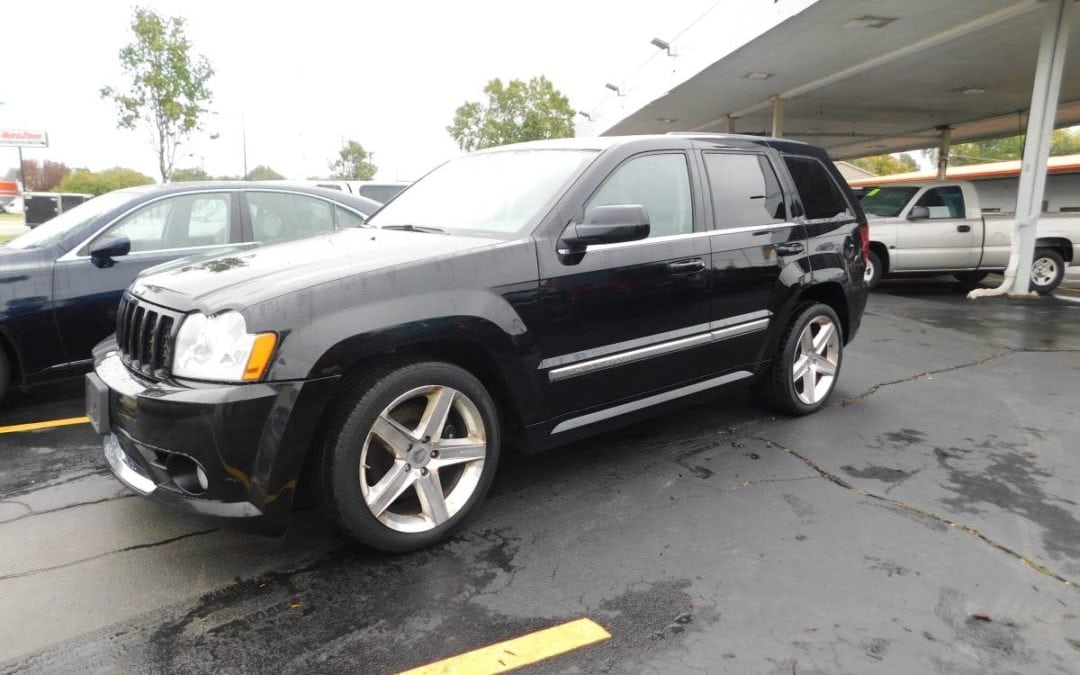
<box><xmin>869</xmin><ymin>242</ymin><xmax>890</xmax><ymax>273</ymax></box>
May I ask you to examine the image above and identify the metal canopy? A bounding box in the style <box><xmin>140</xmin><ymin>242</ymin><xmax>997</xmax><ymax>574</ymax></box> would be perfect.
<box><xmin>602</xmin><ymin>0</ymin><xmax>1080</xmax><ymax>160</ymax></box>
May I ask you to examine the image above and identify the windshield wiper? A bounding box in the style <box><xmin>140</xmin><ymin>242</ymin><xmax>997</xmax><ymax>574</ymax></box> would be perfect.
<box><xmin>380</xmin><ymin>224</ymin><xmax>446</xmax><ymax>234</ymax></box>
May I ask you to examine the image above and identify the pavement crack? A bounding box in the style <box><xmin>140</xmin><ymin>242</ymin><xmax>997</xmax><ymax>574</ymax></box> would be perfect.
<box><xmin>836</xmin><ymin>351</ymin><xmax>1013</xmax><ymax>405</ymax></box>
<box><xmin>0</xmin><ymin>468</ymin><xmax>111</xmax><ymax>499</ymax></box>
<box><xmin>756</xmin><ymin>435</ymin><xmax>1080</xmax><ymax>593</ymax></box>
<box><xmin>733</xmin><ymin>475</ymin><xmax>817</xmax><ymax>491</ymax></box>
<box><xmin>0</xmin><ymin>528</ymin><xmax>219</xmax><ymax>582</ymax></box>
<box><xmin>0</xmin><ymin>493</ymin><xmax>137</xmax><ymax>525</ymax></box>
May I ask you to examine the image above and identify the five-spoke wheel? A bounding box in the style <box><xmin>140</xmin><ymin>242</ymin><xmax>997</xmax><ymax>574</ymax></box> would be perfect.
<box><xmin>753</xmin><ymin>303</ymin><xmax>844</xmax><ymax>415</ymax></box>
<box><xmin>320</xmin><ymin>361</ymin><xmax>500</xmax><ymax>552</ymax></box>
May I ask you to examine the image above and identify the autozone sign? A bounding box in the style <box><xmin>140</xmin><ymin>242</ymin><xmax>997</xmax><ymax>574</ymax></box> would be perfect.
<box><xmin>0</xmin><ymin>129</ymin><xmax>49</xmax><ymax>147</ymax></box>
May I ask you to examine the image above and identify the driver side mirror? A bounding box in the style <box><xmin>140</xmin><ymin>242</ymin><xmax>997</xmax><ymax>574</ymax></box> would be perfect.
<box><xmin>89</xmin><ymin>235</ymin><xmax>131</xmax><ymax>268</ymax></box>
<box><xmin>907</xmin><ymin>205</ymin><xmax>930</xmax><ymax>221</ymax></box>
<box><xmin>561</xmin><ymin>204</ymin><xmax>650</xmax><ymax>251</ymax></box>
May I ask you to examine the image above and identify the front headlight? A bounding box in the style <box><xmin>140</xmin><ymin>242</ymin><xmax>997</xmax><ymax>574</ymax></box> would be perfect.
<box><xmin>172</xmin><ymin>310</ymin><xmax>277</xmax><ymax>382</ymax></box>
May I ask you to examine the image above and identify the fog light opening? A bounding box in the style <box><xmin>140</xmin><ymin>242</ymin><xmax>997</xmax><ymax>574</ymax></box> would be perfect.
<box><xmin>165</xmin><ymin>454</ymin><xmax>208</xmax><ymax>495</ymax></box>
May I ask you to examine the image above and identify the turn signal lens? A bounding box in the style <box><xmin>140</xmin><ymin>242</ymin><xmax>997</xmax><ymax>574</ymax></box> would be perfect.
<box><xmin>242</xmin><ymin>333</ymin><xmax>278</xmax><ymax>381</ymax></box>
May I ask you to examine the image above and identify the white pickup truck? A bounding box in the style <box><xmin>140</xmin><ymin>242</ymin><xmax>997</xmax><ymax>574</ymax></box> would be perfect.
<box><xmin>859</xmin><ymin>180</ymin><xmax>1080</xmax><ymax>293</ymax></box>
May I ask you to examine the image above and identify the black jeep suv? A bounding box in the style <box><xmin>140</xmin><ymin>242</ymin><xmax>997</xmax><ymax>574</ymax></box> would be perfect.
<box><xmin>88</xmin><ymin>134</ymin><xmax>868</xmax><ymax>551</ymax></box>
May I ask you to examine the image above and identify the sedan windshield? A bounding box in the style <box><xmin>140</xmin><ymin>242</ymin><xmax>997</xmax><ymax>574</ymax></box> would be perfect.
<box><xmin>859</xmin><ymin>186</ymin><xmax>919</xmax><ymax>218</ymax></box>
<box><xmin>5</xmin><ymin>190</ymin><xmax>141</xmax><ymax>250</ymax></box>
<box><xmin>367</xmin><ymin>149</ymin><xmax>597</xmax><ymax>235</ymax></box>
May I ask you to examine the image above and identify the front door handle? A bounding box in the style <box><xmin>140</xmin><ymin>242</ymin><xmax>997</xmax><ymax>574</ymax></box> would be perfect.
<box><xmin>775</xmin><ymin>242</ymin><xmax>805</xmax><ymax>256</ymax></box>
<box><xmin>957</xmin><ymin>224</ymin><xmax>972</xmax><ymax>233</ymax></box>
<box><xmin>667</xmin><ymin>258</ymin><xmax>706</xmax><ymax>274</ymax></box>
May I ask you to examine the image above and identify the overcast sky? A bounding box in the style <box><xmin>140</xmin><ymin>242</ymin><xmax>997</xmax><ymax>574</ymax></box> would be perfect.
<box><xmin>1</xmin><ymin>0</ymin><xmax>723</xmax><ymax>181</ymax></box>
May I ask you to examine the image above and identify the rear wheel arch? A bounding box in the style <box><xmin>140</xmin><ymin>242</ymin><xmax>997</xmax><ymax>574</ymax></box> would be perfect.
<box><xmin>794</xmin><ymin>282</ymin><xmax>850</xmax><ymax>344</ymax></box>
<box><xmin>1035</xmin><ymin>237</ymin><xmax>1073</xmax><ymax>264</ymax></box>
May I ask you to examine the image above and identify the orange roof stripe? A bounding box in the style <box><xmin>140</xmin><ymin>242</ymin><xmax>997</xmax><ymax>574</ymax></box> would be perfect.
<box><xmin>848</xmin><ymin>153</ymin><xmax>1080</xmax><ymax>187</ymax></box>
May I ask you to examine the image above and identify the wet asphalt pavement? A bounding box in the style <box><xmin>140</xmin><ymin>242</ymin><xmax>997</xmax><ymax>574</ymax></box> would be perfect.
<box><xmin>2</xmin><ymin>278</ymin><xmax>1080</xmax><ymax>673</ymax></box>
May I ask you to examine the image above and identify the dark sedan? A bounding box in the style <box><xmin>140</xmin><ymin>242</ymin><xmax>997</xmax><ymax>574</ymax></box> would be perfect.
<box><xmin>0</xmin><ymin>182</ymin><xmax>380</xmax><ymax>402</ymax></box>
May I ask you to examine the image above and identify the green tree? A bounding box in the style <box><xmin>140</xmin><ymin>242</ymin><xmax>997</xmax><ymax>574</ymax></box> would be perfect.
<box><xmin>328</xmin><ymin>141</ymin><xmax>377</xmax><ymax>180</ymax></box>
<box><xmin>170</xmin><ymin>166</ymin><xmax>212</xmax><ymax>182</ymax></box>
<box><xmin>245</xmin><ymin>165</ymin><xmax>285</xmax><ymax>181</ymax></box>
<box><xmin>850</xmin><ymin>153</ymin><xmax>918</xmax><ymax>176</ymax></box>
<box><xmin>57</xmin><ymin>167</ymin><xmax>154</xmax><ymax>196</ymax></box>
<box><xmin>448</xmin><ymin>76</ymin><xmax>575</xmax><ymax>152</ymax></box>
<box><xmin>944</xmin><ymin>128</ymin><xmax>1080</xmax><ymax>166</ymax></box>
<box><xmin>101</xmin><ymin>7</ymin><xmax>214</xmax><ymax>182</ymax></box>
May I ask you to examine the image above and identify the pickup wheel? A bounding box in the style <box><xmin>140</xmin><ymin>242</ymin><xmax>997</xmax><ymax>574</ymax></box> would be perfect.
<box><xmin>319</xmin><ymin>360</ymin><xmax>500</xmax><ymax>552</ymax></box>
<box><xmin>954</xmin><ymin>270</ymin><xmax>989</xmax><ymax>285</ymax></box>
<box><xmin>753</xmin><ymin>303</ymin><xmax>843</xmax><ymax>416</ymax></box>
<box><xmin>864</xmin><ymin>251</ymin><xmax>883</xmax><ymax>290</ymax></box>
<box><xmin>1030</xmin><ymin>248</ymin><xmax>1065</xmax><ymax>295</ymax></box>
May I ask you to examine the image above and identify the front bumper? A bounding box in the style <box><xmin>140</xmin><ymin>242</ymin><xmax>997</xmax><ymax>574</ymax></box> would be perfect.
<box><xmin>89</xmin><ymin>341</ymin><xmax>339</xmax><ymax>524</ymax></box>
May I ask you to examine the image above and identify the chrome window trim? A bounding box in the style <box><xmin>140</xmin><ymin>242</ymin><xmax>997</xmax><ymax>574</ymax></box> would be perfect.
<box><xmin>577</xmin><ymin>221</ymin><xmax>798</xmax><ymax>253</ymax></box>
<box><xmin>551</xmin><ymin>370</ymin><xmax>754</xmax><ymax>434</ymax></box>
<box><xmin>546</xmin><ymin>313</ymin><xmax>771</xmax><ymax>382</ymax></box>
<box><xmin>540</xmin><ymin>309</ymin><xmax>770</xmax><ymax>371</ymax></box>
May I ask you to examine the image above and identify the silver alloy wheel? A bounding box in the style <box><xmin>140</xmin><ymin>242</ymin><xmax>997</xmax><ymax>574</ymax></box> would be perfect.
<box><xmin>792</xmin><ymin>316</ymin><xmax>841</xmax><ymax>405</ymax></box>
<box><xmin>1031</xmin><ymin>256</ymin><xmax>1059</xmax><ymax>288</ymax></box>
<box><xmin>863</xmin><ymin>257</ymin><xmax>875</xmax><ymax>284</ymax></box>
<box><xmin>359</xmin><ymin>385</ymin><xmax>486</xmax><ymax>533</ymax></box>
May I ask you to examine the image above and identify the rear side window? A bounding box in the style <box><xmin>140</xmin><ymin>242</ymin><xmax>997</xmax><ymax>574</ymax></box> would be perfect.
<box><xmin>703</xmin><ymin>152</ymin><xmax>786</xmax><ymax>229</ymax></box>
<box><xmin>783</xmin><ymin>156</ymin><xmax>852</xmax><ymax>220</ymax></box>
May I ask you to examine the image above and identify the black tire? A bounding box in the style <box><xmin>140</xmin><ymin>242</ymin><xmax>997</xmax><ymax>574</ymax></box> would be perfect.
<box><xmin>953</xmin><ymin>270</ymin><xmax>989</xmax><ymax>285</ymax></box>
<box><xmin>0</xmin><ymin>348</ymin><xmax>9</xmax><ymax>405</ymax></box>
<box><xmin>865</xmin><ymin>251</ymin><xmax>883</xmax><ymax>290</ymax></box>
<box><xmin>1030</xmin><ymin>248</ymin><xmax>1065</xmax><ymax>295</ymax></box>
<box><xmin>319</xmin><ymin>360</ymin><xmax>500</xmax><ymax>552</ymax></box>
<box><xmin>753</xmin><ymin>303</ymin><xmax>843</xmax><ymax>416</ymax></box>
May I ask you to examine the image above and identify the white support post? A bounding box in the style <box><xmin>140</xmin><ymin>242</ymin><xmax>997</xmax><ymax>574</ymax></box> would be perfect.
<box><xmin>936</xmin><ymin>126</ymin><xmax>952</xmax><ymax>180</ymax></box>
<box><xmin>971</xmin><ymin>0</ymin><xmax>1073</xmax><ymax>299</ymax></box>
<box><xmin>771</xmin><ymin>97</ymin><xmax>785</xmax><ymax>138</ymax></box>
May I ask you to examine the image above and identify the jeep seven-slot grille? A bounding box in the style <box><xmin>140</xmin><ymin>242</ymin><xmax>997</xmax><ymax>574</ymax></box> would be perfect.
<box><xmin>116</xmin><ymin>294</ymin><xmax>182</xmax><ymax>377</ymax></box>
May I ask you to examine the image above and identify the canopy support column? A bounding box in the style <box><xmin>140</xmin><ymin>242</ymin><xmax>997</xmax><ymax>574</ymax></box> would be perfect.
<box><xmin>971</xmin><ymin>0</ymin><xmax>1073</xmax><ymax>298</ymax></box>
<box><xmin>771</xmin><ymin>98</ymin><xmax>785</xmax><ymax>138</ymax></box>
<box><xmin>936</xmin><ymin>126</ymin><xmax>952</xmax><ymax>180</ymax></box>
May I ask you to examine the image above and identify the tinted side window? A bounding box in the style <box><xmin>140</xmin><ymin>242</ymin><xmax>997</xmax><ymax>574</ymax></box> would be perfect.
<box><xmin>703</xmin><ymin>152</ymin><xmax>786</xmax><ymax>229</ymax></box>
<box><xmin>247</xmin><ymin>192</ymin><xmax>334</xmax><ymax>243</ymax></box>
<box><xmin>915</xmin><ymin>186</ymin><xmax>965</xmax><ymax>219</ymax></box>
<box><xmin>587</xmin><ymin>153</ymin><xmax>693</xmax><ymax>238</ymax></box>
<box><xmin>101</xmin><ymin>193</ymin><xmax>233</xmax><ymax>252</ymax></box>
<box><xmin>335</xmin><ymin>205</ymin><xmax>367</xmax><ymax>229</ymax></box>
<box><xmin>784</xmin><ymin>156</ymin><xmax>852</xmax><ymax>220</ymax></box>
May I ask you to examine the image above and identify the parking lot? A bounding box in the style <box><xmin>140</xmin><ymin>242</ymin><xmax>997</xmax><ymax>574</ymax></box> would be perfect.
<box><xmin>1</xmin><ymin>279</ymin><xmax>1079</xmax><ymax>673</ymax></box>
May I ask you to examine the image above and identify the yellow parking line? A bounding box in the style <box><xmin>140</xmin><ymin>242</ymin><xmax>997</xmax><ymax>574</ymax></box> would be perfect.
<box><xmin>398</xmin><ymin>618</ymin><xmax>611</xmax><ymax>674</ymax></box>
<box><xmin>0</xmin><ymin>416</ymin><xmax>90</xmax><ymax>435</ymax></box>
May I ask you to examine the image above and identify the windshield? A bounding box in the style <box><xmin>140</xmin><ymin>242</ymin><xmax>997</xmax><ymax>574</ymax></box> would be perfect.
<box><xmin>859</xmin><ymin>186</ymin><xmax>920</xmax><ymax>218</ymax></box>
<box><xmin>5</xmin><ymin>191</ymin><xmax>139</xmax><ymax>250</ymax></box>
<box><xmin>367</xmin><ymin>149</ymin><xmax>597</xmax><ymax>235</ymax></box>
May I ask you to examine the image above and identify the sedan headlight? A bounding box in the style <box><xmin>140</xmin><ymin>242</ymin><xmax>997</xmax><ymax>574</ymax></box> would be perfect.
<box><xmin>172</xmin><ymin>310</ymin><xmax>278</xmax><ymax>382</ymax></box>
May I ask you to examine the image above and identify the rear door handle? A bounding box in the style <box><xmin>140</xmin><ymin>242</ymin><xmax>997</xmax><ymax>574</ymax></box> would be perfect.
<box><xmin>775</xmin><ymin>242</ymin><xmax>805</xmax><ymax>255</ymax></box>
<box><xmin>957</xmin><ymin>224</ymin><xmax>971</xmax><ymax>232</ymax></box>
<box><xmin>667</xmin><ymin>258</ymin><xmax>706</xmax><ymax>274</ymax></box>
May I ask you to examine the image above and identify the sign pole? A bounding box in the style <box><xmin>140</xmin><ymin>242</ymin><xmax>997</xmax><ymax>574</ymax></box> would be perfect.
<box><xmin>17</xmin><ymin>147</ymin><xmax>25</xmax><ymax>194</ymax></box>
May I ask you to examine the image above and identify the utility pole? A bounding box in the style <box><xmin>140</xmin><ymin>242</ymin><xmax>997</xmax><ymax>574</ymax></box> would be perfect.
<box><xmin>241</xmin><ymin>115</ymin><xmax>249</xmax><ymax>180</ymax></box>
